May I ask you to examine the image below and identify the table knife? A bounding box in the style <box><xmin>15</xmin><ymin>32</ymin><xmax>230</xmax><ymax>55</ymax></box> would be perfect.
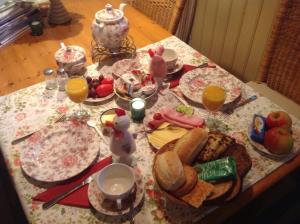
<box><xmin>11</xmin><ymin>114</ymin><xmax>66</xmax><ymax>145</ymax></box>
<box><xmin>42</xmin><ymin>176</ymin><xmax>93</xmax><ymax>210</ymax></box>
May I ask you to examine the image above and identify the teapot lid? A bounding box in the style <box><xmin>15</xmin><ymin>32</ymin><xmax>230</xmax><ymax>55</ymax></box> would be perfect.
<box><xmin>95</xmin><ymin>4</ymin><xmax>123</xmax><ymax>23</ymax></box>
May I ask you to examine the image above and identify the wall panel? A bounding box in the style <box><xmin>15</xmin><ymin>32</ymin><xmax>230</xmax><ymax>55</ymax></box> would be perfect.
<box><xmin>190</xmin><ymin>0</ymin><xmax>280</xmax><ymax>81</ymax></box>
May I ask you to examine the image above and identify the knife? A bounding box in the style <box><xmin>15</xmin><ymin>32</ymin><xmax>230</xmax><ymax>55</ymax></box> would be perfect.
<box><xmin>42</xmin><ymin>176</ymin><xmax>93</xmax><ymax>210</ymax></box>
<box><xmin>11</xmin><ymin>114</ymin><xmax>66</xmax><ymax>145</ymax></box>
<box><xmin>223</xmin><ymin>95</ymin><xmax>258</xmax><ymax>114</ymax></box>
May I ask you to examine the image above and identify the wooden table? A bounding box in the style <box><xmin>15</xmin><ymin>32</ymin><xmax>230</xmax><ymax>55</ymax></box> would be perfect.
<box><xmin>0</xmin><ymin>0</ymin><xmax>299</xmax><ymax>223</ymax></box>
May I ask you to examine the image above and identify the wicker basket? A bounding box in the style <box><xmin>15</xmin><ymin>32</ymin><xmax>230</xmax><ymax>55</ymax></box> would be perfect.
<box><xmin>152</xmin><ymin>139</ymin><xmax>191</xmax><ymax>206</ymax></box>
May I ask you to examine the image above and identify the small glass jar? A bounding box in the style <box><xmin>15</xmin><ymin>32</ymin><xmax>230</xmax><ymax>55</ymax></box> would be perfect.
<box><xmin>57</xmin><ymin>67</ymin><xmax>68</xmax><ymax>91</ymax></box>
<box><xmin>43</xmin><ymin>68</ymin><xmax>57</xmax><ymax>90</ymax></box>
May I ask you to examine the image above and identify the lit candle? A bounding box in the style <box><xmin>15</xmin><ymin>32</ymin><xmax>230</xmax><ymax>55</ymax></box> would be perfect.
<box><xmin>130</xmin><ymin>98</ymin><xmax>146</xmax><ymax>121</ymax></box>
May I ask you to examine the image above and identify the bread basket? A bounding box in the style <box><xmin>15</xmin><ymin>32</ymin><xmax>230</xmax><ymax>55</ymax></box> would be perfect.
<box><xmin>152</xmin><ymin>140</ymin><xmax>190</xmax><ymax>206</ymax></box>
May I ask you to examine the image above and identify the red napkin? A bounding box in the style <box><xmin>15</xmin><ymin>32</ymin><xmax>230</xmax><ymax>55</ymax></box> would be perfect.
<box><xmin>33</xmin><ymin>156</ymin><xmax>112</xmax><ymax>208</ymax></box>
<box><xmin>169</xmin><ymin>64</ymin><xmax>196</xmax><ymax>88</ymax></box>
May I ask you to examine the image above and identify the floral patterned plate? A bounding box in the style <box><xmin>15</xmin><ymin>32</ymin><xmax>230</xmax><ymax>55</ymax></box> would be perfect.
<box><xmin>179</xmin><ymin>67</ymin><xmax>241</xmax><ymax>105</ymax></box>
<box><xmin>20</xmin><ymin>121</ymin><xmax>100</xmax><ymax>182</ymax></box>
<box><xmin>111</xmin><ymin>58</ymin><xmax>144</xmax><ymax>78</ymax></box>
<box><xmin>84</xmin><ymin>64</ymin><xmax>115</xmax><ymax>103</ymax></box>
<box><xmin>88</xmin><ymin>169</ymin><xmax>144</xmax><ymax>216</ymax></box>
<box><xmin>247</xmin><ymin>125</ymin><xmax>300</xmax><ymax>160</ymax></box>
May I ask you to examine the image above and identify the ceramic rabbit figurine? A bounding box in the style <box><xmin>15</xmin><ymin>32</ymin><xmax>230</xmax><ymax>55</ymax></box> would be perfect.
<box><xmin>107</xmin><ymin>108</ymin><xmax>136</xmax><ymax>166</ymax></box>
<box><xmin>149</xmin><ymin>45</ymin><xmax>167</xmax><ymax>89</ymax></box>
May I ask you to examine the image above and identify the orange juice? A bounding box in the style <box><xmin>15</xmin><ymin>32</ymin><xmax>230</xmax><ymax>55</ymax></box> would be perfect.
<box><xmin>202</xmin><ymin>85</ymin><xmax>226</xmax><ymax>112</ymax></box>
<box><xmin>65</xmin><ymin>77</ymin><xmax>88</xmax><ymax>103</ymax></box>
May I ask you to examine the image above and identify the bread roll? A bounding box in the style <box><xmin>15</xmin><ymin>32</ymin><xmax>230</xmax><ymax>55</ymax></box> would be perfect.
<box><xmin>155</xmin><ymin>151</ymin><xmax>186</xmax><ymax>191</ymax></box>
<box><xmin>172</xmin><ymin>165</ymin><xmax>198</xmax><ymax>197</ymax></box>
<box><xmin>174</xmin><ymin>128</ymin><xmax>208</xmax><ymax>164</ymax></box>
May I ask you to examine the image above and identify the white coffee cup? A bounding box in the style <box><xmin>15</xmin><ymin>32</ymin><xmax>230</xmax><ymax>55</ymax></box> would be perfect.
<box><xmin>96</xmin><ymin>163</ymin><xmax>135</xmax><ymax>209</ymax></box>
<box><xmin>162</xmin><ymin>48</ymin><xmax>178</xmax><ymax>71</ymax></box>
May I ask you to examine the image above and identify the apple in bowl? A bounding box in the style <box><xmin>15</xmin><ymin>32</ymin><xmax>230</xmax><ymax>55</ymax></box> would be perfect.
<box><xmin>266</xmin><ymin>111</ymin><xmax>292</xmax><ymax>131</ymax></box>
<box><xmin>264</xmin><ymin>127</ymin><xmax>294</xmax><ymax>155</ymax></box>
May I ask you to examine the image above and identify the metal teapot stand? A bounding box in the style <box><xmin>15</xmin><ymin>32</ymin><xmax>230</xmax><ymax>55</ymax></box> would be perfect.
<box><xmin>91</xmin><ymin>36</ymin><xmax>136</xmax><ymax>65</ymax></box>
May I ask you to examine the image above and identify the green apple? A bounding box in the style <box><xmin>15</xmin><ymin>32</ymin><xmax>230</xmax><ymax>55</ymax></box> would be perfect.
<box><xmin>264</xmin><ymin>127</ymin><xmax>294</xmax><ymax>155</ymax></box>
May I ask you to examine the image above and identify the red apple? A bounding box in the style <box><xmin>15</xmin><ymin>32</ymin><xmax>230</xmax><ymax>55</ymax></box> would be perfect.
<box><xmin>264</xmin><ymin>127</ymin><xmax>294</xmax><ymax>155</ymax></box>
<box><xmin>266</xmin><ymin>111</ymin><xmax>292</xmax><ymax>131</ymax></box>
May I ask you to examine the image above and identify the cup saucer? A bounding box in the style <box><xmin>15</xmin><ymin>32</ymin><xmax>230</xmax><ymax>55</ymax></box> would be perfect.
<box><xmin>88</xmin><ymin>169</ymin><xmax>144</xmax><ymax>216</ymax></box>
<box><xmin>167</xmin><ymin>60</ymin><xmax>183</xmax><ymax>75</ymax></box>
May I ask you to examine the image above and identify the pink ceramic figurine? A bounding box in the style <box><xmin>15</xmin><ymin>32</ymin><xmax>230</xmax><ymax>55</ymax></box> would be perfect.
<box><xmin>106</xmin><ymin>108</ymin><xmax>136</xmax><ymax>166</ymax></box>
<box><xmin>149</xmin><ymin>46</ymin><xmax>167</xmax><ymax>89</ymax></box>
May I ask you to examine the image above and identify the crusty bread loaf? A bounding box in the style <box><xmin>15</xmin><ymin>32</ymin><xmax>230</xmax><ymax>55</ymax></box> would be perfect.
<box><xmin>181</xmin><ymin>179</ymin><xmax>214</xmax><ymax>208</ymax></box>
<box><xmin>172</xmin><ymin>165</ymin><xmax>198</xmax><ymax>197</ymax></box>
<box><xmin>154</xmin><ymin>150</ymin><xmax>186</xmax><ymax>191</ymax></box>
<box><xmin>174</xmin><ymin>128</ymin><xmax>208</xmax><ymax>164</ymax></box>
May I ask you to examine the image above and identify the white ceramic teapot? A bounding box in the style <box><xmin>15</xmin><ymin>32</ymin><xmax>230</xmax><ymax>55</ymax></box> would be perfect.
<box><xmin>92</xmin><ymin>3</ymin><xmax>129</xmax><ymax>51</ymax></box>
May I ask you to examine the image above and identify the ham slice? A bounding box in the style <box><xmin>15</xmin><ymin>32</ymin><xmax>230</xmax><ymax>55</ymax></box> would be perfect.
<box><xmin>148</xmin><ymin>119</ymin><xmax>166</xmax><ymax>130</ymax></box>
<box><xmin>160</xmin><ymin>107</ymin><xmax>204</xmax><ymax>128</ymax></box>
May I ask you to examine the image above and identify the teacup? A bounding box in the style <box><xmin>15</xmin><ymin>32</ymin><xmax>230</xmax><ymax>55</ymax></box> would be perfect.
<box><xmin>162</xmin><ymin>48</ymin><xmax>178</xmax><ymax>71</ymax></box>
<box><xmin>96</xmin><ymin>163</ymin><xmax>135</xmax><ymax>209</ymax></box>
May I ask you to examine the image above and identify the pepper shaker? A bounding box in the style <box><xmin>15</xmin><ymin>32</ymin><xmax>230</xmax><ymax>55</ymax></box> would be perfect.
<box><xmin>57</xmin><ymin>68</ymin><xmax>68</xmax><ymax>91</ymax></box>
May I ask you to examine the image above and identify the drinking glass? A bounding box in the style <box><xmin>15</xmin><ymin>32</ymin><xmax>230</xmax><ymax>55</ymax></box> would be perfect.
<box><xmin>65</xmin><ymin>76</ymin><xmax>89</xmax><ymax>119</ymax></box>
<box><xmin>202</xmin><ymin>85</ymin><xmax>226</xmax><ymax>120</ymax></box>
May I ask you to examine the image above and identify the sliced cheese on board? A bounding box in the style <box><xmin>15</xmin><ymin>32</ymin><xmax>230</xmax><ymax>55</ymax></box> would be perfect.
<box><xmin>148</xmin><ymin>124</ymin><xmax>188</xmax><ymax>149</ymax></box>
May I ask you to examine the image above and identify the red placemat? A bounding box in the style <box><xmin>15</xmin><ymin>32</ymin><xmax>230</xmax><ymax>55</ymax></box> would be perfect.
<box><xmin>33</xmin><ymin>156</ymin><xmax>112</xmax><ymax>208</ymax></box>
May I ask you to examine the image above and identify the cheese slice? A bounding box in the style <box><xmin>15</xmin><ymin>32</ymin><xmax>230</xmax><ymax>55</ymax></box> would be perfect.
<box><xmin>148</xmin><ymin>124</ymin><xmax>188</xmax><ymax>149</ymax></box>
<box><xmin>101</xmin><ymin>114</ymin><xmax>115</xmax><ymax>124</ymax></box>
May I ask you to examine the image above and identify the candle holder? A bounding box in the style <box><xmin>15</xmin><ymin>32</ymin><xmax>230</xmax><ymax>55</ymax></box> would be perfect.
<box><xmin>130</xmin><ymin>98</ymin><xmax>146</xmax><ymax>122</ymax></box>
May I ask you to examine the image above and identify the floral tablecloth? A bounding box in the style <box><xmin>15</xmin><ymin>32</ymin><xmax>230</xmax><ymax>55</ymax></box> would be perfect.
<box><xmin>0</xmin><ymin>36</ymin><xmax>299</xmax><ymax>224</ymax></box>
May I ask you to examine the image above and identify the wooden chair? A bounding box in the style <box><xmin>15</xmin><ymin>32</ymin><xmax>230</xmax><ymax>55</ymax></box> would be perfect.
<box><xmin>249</xmin><ymin>0</ymin><xmax>300</xmax><ymax>119</ymax></box>
<box><xmin>127</xmin><ymin>0</ymin><xmax>186</xmax><ymax>34</ymax></box>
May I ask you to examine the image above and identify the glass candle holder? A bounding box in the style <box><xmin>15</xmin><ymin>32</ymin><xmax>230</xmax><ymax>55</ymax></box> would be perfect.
<box><xmin>130</xmin><ymin>98</ymin><xmax>146</xmax><ymax>121</ymax></box>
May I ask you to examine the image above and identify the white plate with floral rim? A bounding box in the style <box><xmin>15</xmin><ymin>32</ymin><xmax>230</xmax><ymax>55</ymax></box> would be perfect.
<box><xmin>247</xmin><ymin>124</ymin><xmax>300</xmax><ymax>160</ymax></box>
<box><xmin>20</xmin><ymin>121</ymin><xmax>100</xmax><ymax>182</ymax></box>
<box><xmin>88</xmin><ymin>169</ymin><xmax>144</xmax><ymax>216</ymax></box>
<box><xmin>179</xmin><ymin>67</ymin><xmax>242</xmax><ymax>105</ymax></box>
<box><xmin>84</xmin><ymin>64</ymin><xmax>115</xmax><ymax>103</ymax></box>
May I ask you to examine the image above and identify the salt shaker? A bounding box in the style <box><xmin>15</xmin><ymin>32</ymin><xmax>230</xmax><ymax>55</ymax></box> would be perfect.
<box><xmin>43</xmin><ymin>68</ymin><xmax>57</xmax><ymax>90</ymax></box>
<box><xmin>57</xmin><ymin>68</ymin><xmax>68</xmax><ymax>91</ymax></box>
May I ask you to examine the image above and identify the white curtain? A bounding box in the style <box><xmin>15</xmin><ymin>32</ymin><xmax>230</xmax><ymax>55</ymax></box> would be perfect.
<box><xmin>175</xmin><ymin>0</ymin><xmax>197</xmax><ymax>43</ymax></box>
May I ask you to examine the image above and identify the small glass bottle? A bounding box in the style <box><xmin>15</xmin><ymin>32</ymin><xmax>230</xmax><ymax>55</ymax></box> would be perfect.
<box><xmin>43</xmin><ymin>68</ymin><xmax>57</xmax><ymax>90</ymax></box>
<box><xmin>57</xmin><ymin>68</ymin><xmax>68</xmax><ymax>91</ymax></box>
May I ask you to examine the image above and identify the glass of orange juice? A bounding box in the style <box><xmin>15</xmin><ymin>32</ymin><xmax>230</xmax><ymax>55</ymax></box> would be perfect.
<box><xmin>202</xmin><ymin>85</ymin><xmax>226</xmax><ymax>119</ymax></box>
<box><xmin>65</xmin><ymin>76</ymin><xmax>89</xmax><ymax>119</ymax></box>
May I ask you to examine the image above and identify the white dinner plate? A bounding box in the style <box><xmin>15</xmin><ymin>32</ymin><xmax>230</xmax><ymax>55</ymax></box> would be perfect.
<box><xmin>247</xmin><ymin>124</ymin><xmax>300</xmax><ymax>160</ymax></box>
<box><xmin>84</xmin><ymin>64</ymin><xmax>115</xmax><ymax>103</ymax></box>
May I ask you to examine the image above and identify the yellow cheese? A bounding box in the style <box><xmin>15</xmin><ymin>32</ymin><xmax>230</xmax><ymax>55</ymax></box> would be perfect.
<box><xmin>101</xmin><ymin>114</ymin><xmax>115</xmax><ymax>124</ymax></box>
<box><xmin>148</xmin><ymin>124</ymin><xmax>188</xmax><ymax>149</ymax></box>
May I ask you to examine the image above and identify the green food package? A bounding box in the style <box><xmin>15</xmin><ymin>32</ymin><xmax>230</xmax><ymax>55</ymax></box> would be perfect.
<box><xmin>194</xmin><ymin>157</ymin><xmax>237</xmax><ymax>183</ymax></box>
